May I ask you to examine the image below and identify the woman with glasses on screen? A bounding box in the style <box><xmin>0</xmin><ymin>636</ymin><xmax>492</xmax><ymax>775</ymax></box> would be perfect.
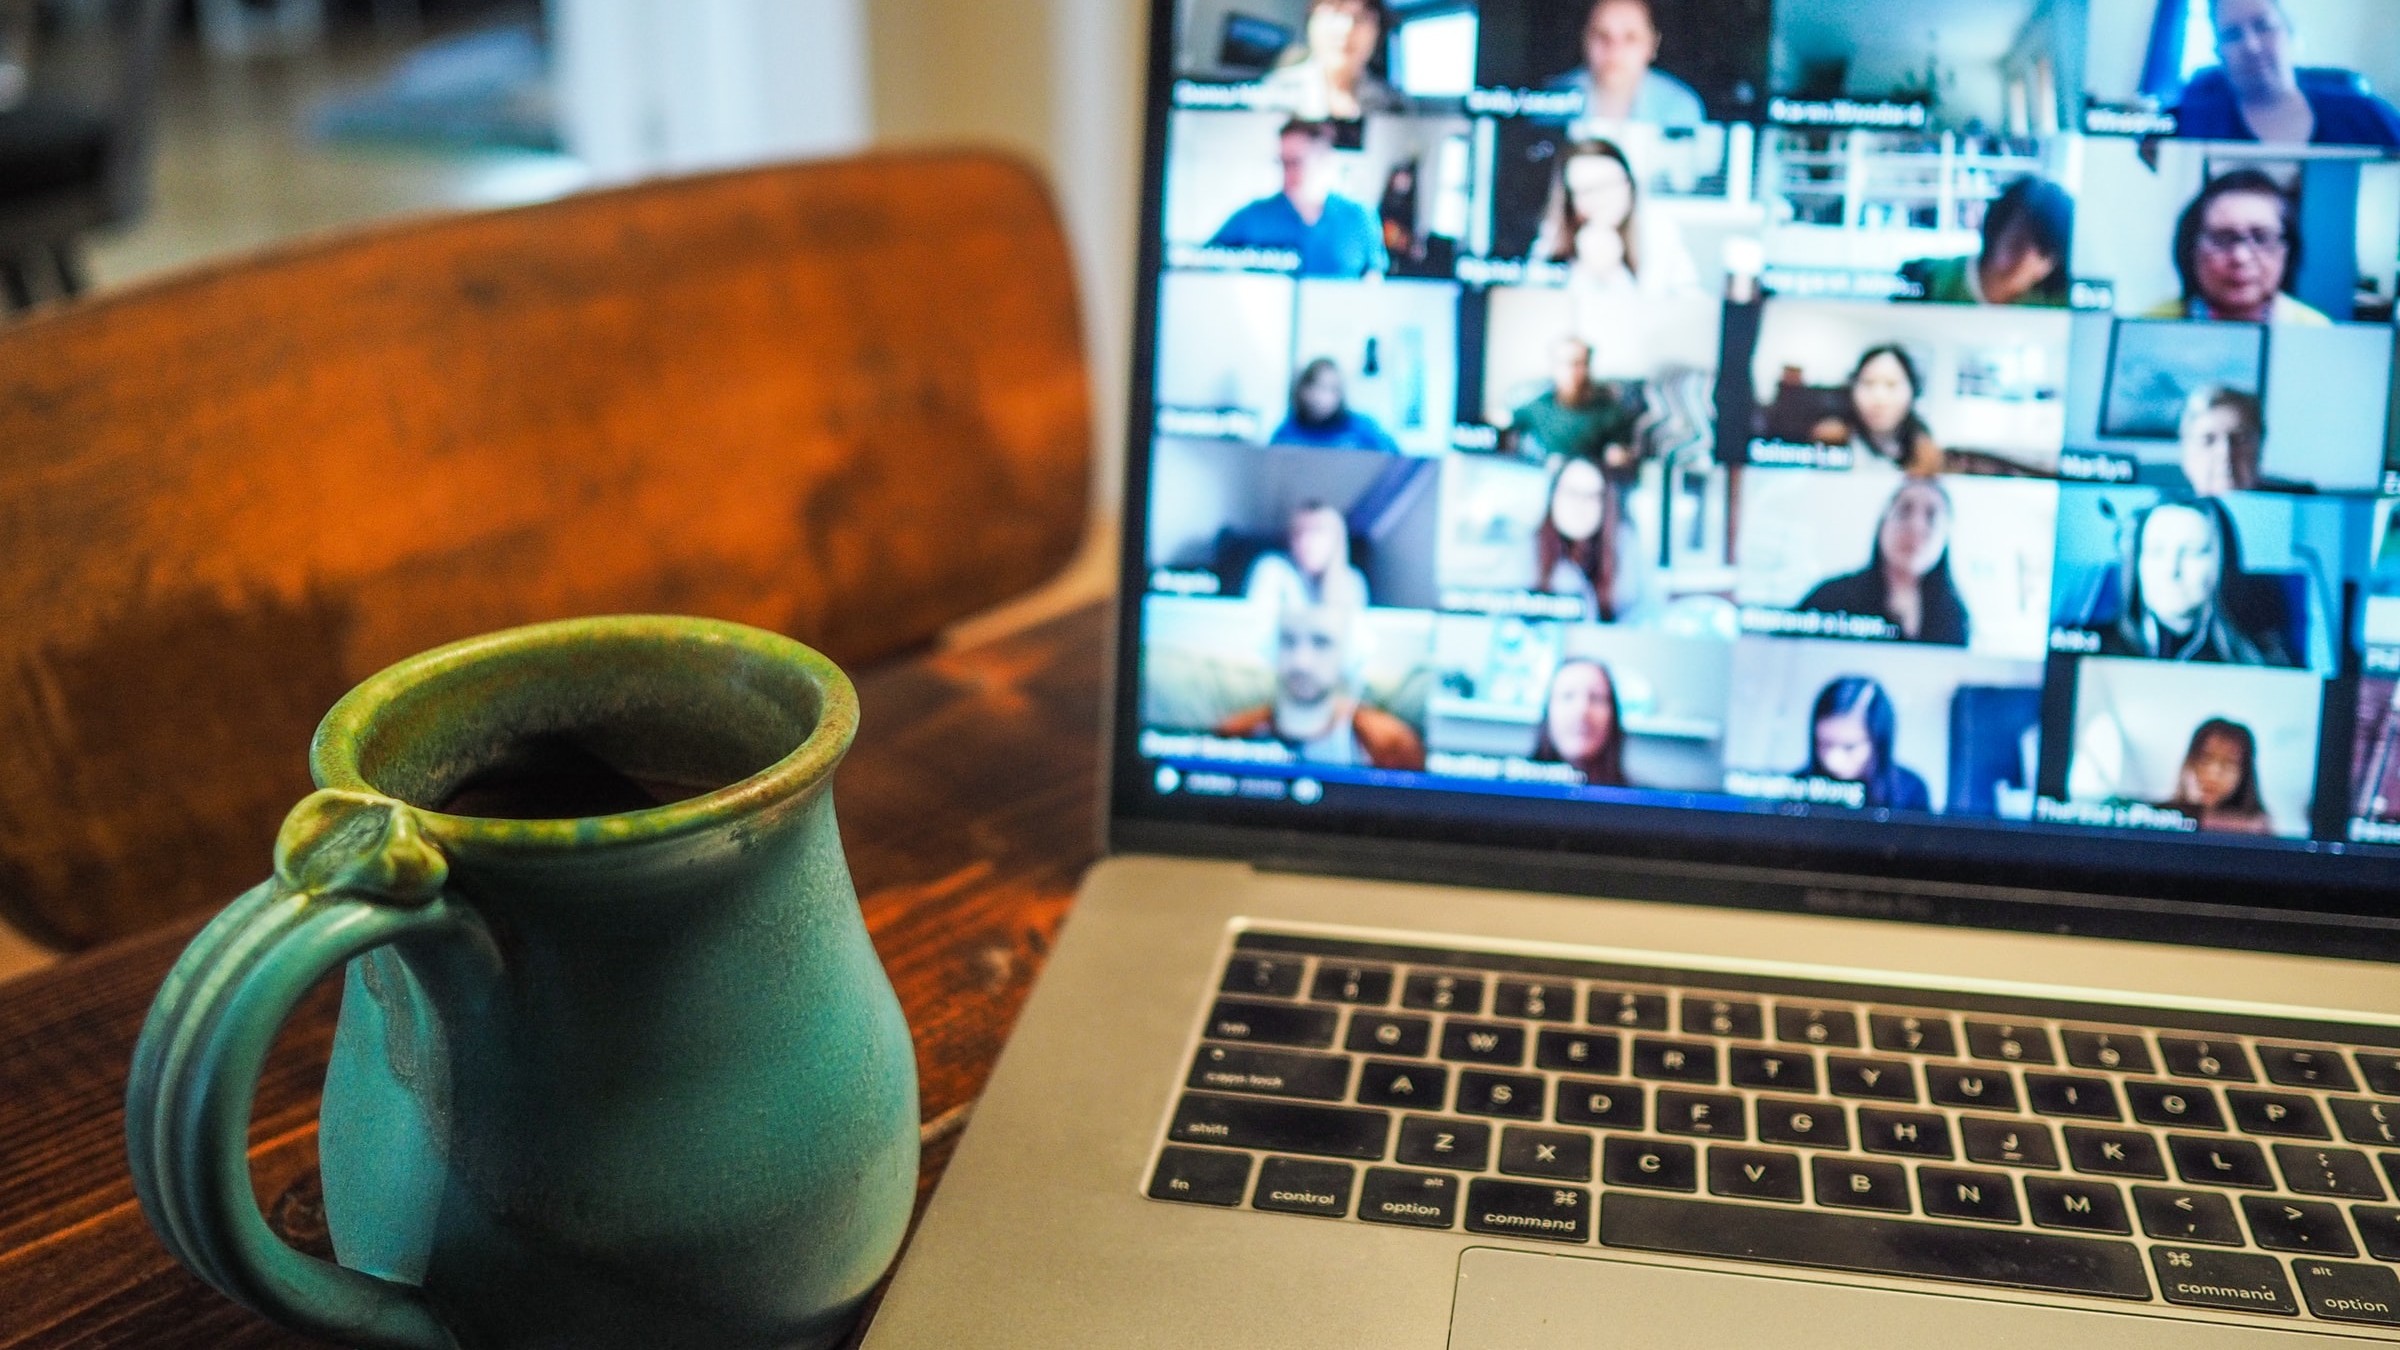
<box><xmin>1533</xmin><ymin>659</ymin><xmax>1631</xmax><ymax>787</ymax></box>
<box><xmin>2160</xmin><ymin>717</ymin><xmax>2276</xmax><ymax>834</ymax></box>
<box><xmin>1533</xmin><ymin>457</ymin><xmax>1648</xmax><ymax>623</ymax></box>
<box><xmin>2099</xmin><ymin>497</ymin><xmax>2298</xmax><ymax>666</ymax></box>
<box><xmin>1796</xmin><ymin>478</ymin><xmax>1972</xmax><ymax>647</ymax></box>
<box><xmin>2173</xmin><ymin>0</ymin><xmax>2400</xmax><ymax>147</ymax></box>
<box><xmin>2146</xmin><ymin>169</ymin><xmax>2330</xmax><ymax>325</ymax></box>
<box><xmin>1809</xmin><ymin>346</ymin><xmax>1945</xmax><ymax>476</ymax></box>
<box><xmin>1798</xmin><ymin>677</ymin><xmax>1932</xmax><ymax>813</ymax></box>
<box><xmin>1261</xmin><ymin>0</ymin><xmax>1403</xmax><ymax>121</ymax></box>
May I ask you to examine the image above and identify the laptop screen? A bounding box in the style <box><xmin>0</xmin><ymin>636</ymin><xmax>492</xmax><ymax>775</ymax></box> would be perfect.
<box><xmin>1113</xmin><ymin>0</ymin><xmax>2400</xmax><ymax>929</ymax></box>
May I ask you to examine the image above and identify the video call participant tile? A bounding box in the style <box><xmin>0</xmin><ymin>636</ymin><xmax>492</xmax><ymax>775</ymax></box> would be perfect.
<box><xmin>1735</xmin><ymin>470</ymin><xmax>2060</xmax><ymax>661</ymax></box>
<box><xmin>2082</xmin><ymin>0</ymin><xmax>2400</xmax><ymax>147</ymax></box>
<box><xmin>1433</xmin><ymin>450</ymin><xmax>1726</xmax><ymax>627</ymax></box>
<box><xmin>2051</xmin><ymin>656</ymin><xmax>2326</xmax><ymax>840</ymax></box>
<box><xmin>1172</xmin><ymin>0</ymin><xmax>1483</xmax><ymax>114</ymax></box>
<box><xmin>1423</xmin><ymin>616</ymin><xmax>1733</xmax><ymax>793</ymax></box>
<box><xmin>2057</xmin><ymin>311</ymin><xmax>2392</xmax><ymax>495</ymax></box>
<box><xmin>1162</xmin><ymin>110</ymin><xmax>1474</xmax><ymax>278</ymax></box>
<box><xmin>1470</xmin><ymin>0</ymin><xmax>1769</xmax><ymax>125</ymax></box>
<box><xmin>1475</xmin><ymin>121</ymin><xmax>1761</xmax><ymax>296</ymax></box>
<box><xmin>2346</xmin><ymin>673</ymin><xmax>2400</xmax><ymax>842</ymax></box>
<box><xmin>2049</xmin><ymin>486</ymin><xmax>2369</xmax><ymax>676</ymax></box>
<box><xmin>1474</xmin><ymin>287</ymin><xmax>1722</xmax><ymax>459</ymax></box>
<box><xmin>1721</xmin><ymin>637</ymin><xmax>2045</xmax><ymax>819</ymax></box>
<box><xmin>1768</xmin><ymin>0</ymin><xmax>2090</xmax><ymax>134</ymax></box>
<box><xmin>1144</xmin><ymin>439</ymin><xmax>1444</xmax><ymax>612</ymax></box>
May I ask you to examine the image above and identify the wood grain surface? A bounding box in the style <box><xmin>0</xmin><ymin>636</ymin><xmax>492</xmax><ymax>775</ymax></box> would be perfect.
<box><xmin>0</xmin><ymin>150</ymin><xmax>1091</xmax><ymax>950</ymax></box>
<box><xmin>0</xmin><ymin>599</ymin><xmax>1109</xmax><ymax>1349</ymax></box>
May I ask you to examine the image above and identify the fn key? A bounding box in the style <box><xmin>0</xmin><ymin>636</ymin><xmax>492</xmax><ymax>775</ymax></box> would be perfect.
<box><xmin>1148</xmin><ymin>1147</ymin><xmax>1253</xmax><ymax>1207</ymax></box>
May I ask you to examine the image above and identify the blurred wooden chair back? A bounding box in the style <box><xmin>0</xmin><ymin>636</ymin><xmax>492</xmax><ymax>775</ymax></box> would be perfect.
<box><xmin>0</xmin><ymin>150</ymin><xmax>1092</xmax><ymax>950</ymax></box>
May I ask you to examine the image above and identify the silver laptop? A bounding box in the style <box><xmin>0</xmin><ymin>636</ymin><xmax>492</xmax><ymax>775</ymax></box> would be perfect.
<box><xmin>868</xmin><ymin>0</ymin><xmax>2400</xmax><ymax>1343</ymax></box>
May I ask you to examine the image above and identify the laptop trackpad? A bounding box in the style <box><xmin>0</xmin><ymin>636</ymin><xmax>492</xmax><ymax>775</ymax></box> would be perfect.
<box><xmin>1450</xmin><ymin>1248</ymin><xmax>2320</xmax><ymax>1347</ymax></box>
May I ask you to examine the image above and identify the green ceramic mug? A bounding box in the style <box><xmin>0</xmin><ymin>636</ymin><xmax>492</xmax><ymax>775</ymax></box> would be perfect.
<box><xmin>126</xmin><ymin>616</ymin><xmax>919</xmax><ymax>1350</ymax></box>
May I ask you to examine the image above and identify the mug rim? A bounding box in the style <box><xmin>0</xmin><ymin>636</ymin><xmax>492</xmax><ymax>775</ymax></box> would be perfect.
<box><xmin>310</xmin><ymin>615</ymin><xmax>858</xmax><ymax>853</ymax></box>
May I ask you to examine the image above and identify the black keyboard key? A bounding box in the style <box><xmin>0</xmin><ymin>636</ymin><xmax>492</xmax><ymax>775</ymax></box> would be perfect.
<box><xmin>1465</xmin><ymin>1178</ymin><xmax>1592</xmax><ymax>1243</ymax></box>
<box><xmin>1205</xmin><ymin>998</ymin><xmax>1338</xmax><ymax>1048</ymax></box>
<box><xmin>2127</xmin><ymin>1080</ymin><xmax>2225</xmax><ymax>1131</ymax></box>
<box><xmin>2226</xmin><ymin>1089</ymin><xmax>2329</xmax><ymax>1140</ymax></box>
<box><xmin>1401</xmin><ymin>971</ymin><xmax>1484</xmax><ymax>1015</ymax></box>
<box><xmin>1251</xmin><ymin>1156</ymin><xmax>1354</xmax><ymax>1217</ymax></box>
<box><xmin>1456</xmin><ymin>1070</ymin><xmax>1545</xmax><ymax>1120</ymax></box>
<box><xmin>1147</xmin><ymin>1146</ymin><xmax>1252</xmax><ymax>1207</ymax></box>
<box><xmin>1926</xmin><ymin>1064</ymin><xmax>2019</xmax><ymax>1113</ymax></box>
<box><xmin>1962</xmin><ymin>1117</ymin><xmax>2059</xmax><ymax>1169</ymax></box>
<box><xmin>2064</xmin><ymin>1126</ymin><xmax>2167</xmax><ymax>1179</ymax></box>
<box><xmin>1655</xmin><ymin>1090</ymin><xmax>1745</xmax><ymax>1139</ymax></box>
<box><xmin>1588</xmin><ymin>987</ymin><xmax>1669</xmax><ymax>1031</ymax></box>
<box><xmin>2158</xmin><ymin>1036</ymin><xmax>2254</xmax><ymax>1083</ymax></box>
<box><xmin>1869</xmin><ymin>1011</ymin><xmax>1957</xmax><ymax>1057</ymax></box>
<box><xmin>1357</xmin><ymin>1167</ymin><xmax>1462</xmax><ymax>1230</ymax></box>
<box><xmin>2293</xmin><ymin>1259</ymin><xmax>2400</xmax><ymax>1327</ymax></box>
<box><xmin>1534</xmin><ymin>1028</ymin><xmax>1622</xmax><ymax>1076</ymax></box>
<box><xmin>2333</xmin><ymin>1097</ymin><xmax>2400</xmax><ymax>1147</ymax></box>
<box><xmin>1813</xmin><ymin>1157</ymin><xmax>1910</xmax><ymax>1213</ymax></box>
<box><xmin>1603</xmin><ymin>1137</ymin><xmax>1698</xmax><ymax>1192</ymax></box>
<box><xmin>1858</xmin><ymin>1108</ymin><xmax>1952</xmax><ymax>1159</ymax></box>
<box><xmin>2025</xmin><ymin>1177</ymin><xmax>2131</xmax><ymax>1234</ymax></box>
<box><xmin>2353</xmin><ymin>1206</ymin><xmax>2400</xmax><ymax>1261</ymax></box>
<box><xmin>1221</xmin><ymin>956</ymin><xmax>1303</xmax><ymax>999</ymax></box>
<box><xmin>1708</xmin><ymin>1146</ymin><xmax>1804</xmax><ymax>1203</ymax></box>
<box><xmin>1920</xmin><ymin>1167</ymin><xmax>2020</xmax><ymax>1224</ymax></box>
<box><xmin>2361</xmin><ymin>1053</ymin><xmax>2400</xmax><ymax>1098</ymax></box>
<box><xmin>2242</xmin><ymin>1195</ymin><xmax>2358</xmax><ymax>1256</ymax></box>
<box><xmin>1756</xmin><ymin>1097</ymin><xmax>1849</xmax><ymax>1150</ymax></box>
<box><xmin>1601</xmin><ymin>1193</ymin><xmax>2150</xmax><ymax>1300</ymax></box>
<box><xmin>2151</xmin><ymin>1246</ymin><xmax>2297</xmax><ymax>1315</ymax></box>
<box><xmin>1440</xmin><ymin>1020</ymin><xmax>1526</xmax><ymax>1066</ymax></box>
<box><xmin>2274</xmin><ymin>1144</ymin><xmax>2387</xmax><ymax>1200</ymax></box>
<box><xmin>1355</xmin><ymin>1059</ymin><xmax>1447</xmax><ymax>1109</ymax></box>
<box><xmin>2025</xmin><ymin>1073</ymin><xmax>2120</xmax><ymax>1121</ymax></box>
<box><xmin>1168</xmin><ymin>1093</ymin><xmax>1389</xmax><ymax>1159</ymax></box>
<box><xmin>1827</xmin><ymin>1055</ymin><xmax>1916</xmax><ymax>1102</ymax></box>
<box><xmin>1309</xmin><ymin>964</ymin><xmax>1394</xmax><ymax>1006</ymax></box>
<box><xmin>1682</xmin><ymin>996</ymin><xmax>1765</xmax><ymax>1040</ymax></box>
<box><xmin>1500</xmin><ymin>1126</ymin><xmax>1594</xmax><ymax>1181</ymax></box>
<box><xmin>1729</xmin><ymin>1047</ymin><xmax>1818</xmax><ymax>1094</ymax></box>
<box><xmin>2134</xmin><ymin>1186</ymin><xmax>2244</xmax><ymax>1244</ymax></box>
<box><xmin>1555</xmin><ymin>1078</ymin><xmax>1644</xmax><ymax>1131</ymax></box>
<box><xmin>1776</xmin><ymin>1004</ymin><xmax>1859</xmax><ymax>1048</ymax></box>
<box><xmin>1632</xmin><ymin>1038</ymin><xmax>1719</xmax><ymax>1084</ymax></box>
<box><xmin>2060</xmin><ymin>1028</ymin><xmax>2155</xmax><ymax>1075</ymax></box>
<box><xmin>1187</xmin><ymin>1044</ymin><xmax>1352</xmax><ymax>1101</ymax></box>
<box><xmin>1396</xmin><ymin>1115</ymin><xmax>1491</xmax><ymax>1170</ymax></box>
<box><xmin>2169</xmin><ymin>1135</ymin><xmax>2275</xmax><ymax>1189</ymax></box>
<box><xmin>2258</xmin><ymin>1044</ymin><xmax>2357</xmax><ymax>1093</ymax></box>
<box><xmin>1964</xmin><ymin>1020</ymin><xmax>2055</xmax><ymax>1066</ymax></box>
<box><xmin>1345</xmin><ymin>1013</ymin><xmax>1432</xmax><ymax>1058</ymax></box>
<box><xmin>1493</xmin><ymin>980</ymin><xmax>1575</xmax><ymax>1022</ymax></box>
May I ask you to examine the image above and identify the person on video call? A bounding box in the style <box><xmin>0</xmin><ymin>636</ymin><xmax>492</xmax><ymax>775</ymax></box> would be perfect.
<box><xmin>1531</xmin><ymin>138</ymin><xmax>1698</xmax><ymax>293</ymax></box>
<box><xmin>2173</xmin><ymin>0</ymin><xmax>2400</xmax><ymax>147</ymax></box>
<box><xmin>1214</xmin><ymin>604</ymin><xmax>1426</xmax><ymax>770</ymax></box>
<box><xmin>1898</xmin><ymin>177</ymin><xmax>2075</xmax><ymax>307</ymax></box>
<box><xmin>2100</xmin><ymin>497</ymin><xmax>2298</xmax><ymax>666</ymax></box>
<box><xmin>1810</xmin><ymin>346</ymin><xmax>1945</xmax><ymax>475</ymax></box>
<box><xmin>1245</xmin><ymin>500</ymin><xmax>1372</xmax><ymax>613</ymax></box>
<box><xmin>1798</xmin><ymin>676</ymin><xmax>1932</xmax><ymax>813</ymax></box>
<box><xmin>1261</xmin><ymin>0</ymin><xmax>1404</xmax><ymax>121</ymax></box>
<box><xmin>1543</xmin><ymin>0</ymin><xmax>1704</xmax><ymax>126</ymax></box>
<box><xmin>1507</xmin><ymin>337</ymin><xmax>1639</xmax><ymax>471</ymax></box>
<box><xmin>1797</xmin><ymin>478</ymin><xmax>1972</xmax><ymax>647</ymax></box>
<box><xmin>1209</xmin><ymin>119</ymin><xmax>1389</xmax><ymax>277</ymax></box>
<box><xmin>2179</xmin><ymin>386</ymin><xmax>2271</xmax><ymax>495</ymax></box>
<box><xmin>1533</xmin><ymin>658</ymin><xmax>1632</xmax><ymax>787</ymax></box>
<box><xmin>2160</xmin><ymin>716</ymin><xmax>2276</xmax><ymax>834</ymax></box>
<box><xmin>1534</xmin><ymin>456</ymin><xmax>1649</xmax><ymax>623</ymax></box>
<box><xmin>2146</xmin><ymin>169</ymin><xmax>2329</xmax><ymax>325</ymax></box>
<box><xmin>1272</xmin><ymin>358</ymin><xmax>1400</xmax><ymax>451</ymax></box>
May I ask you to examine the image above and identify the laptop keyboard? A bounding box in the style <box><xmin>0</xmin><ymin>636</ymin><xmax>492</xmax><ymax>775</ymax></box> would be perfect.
<box><xmin>1144</xmin><ymin>931</ymin><xmax>2400</xmax><ymax>1332</ymax></box>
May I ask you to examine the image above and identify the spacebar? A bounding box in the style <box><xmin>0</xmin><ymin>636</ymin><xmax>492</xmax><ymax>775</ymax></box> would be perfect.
<box><xmin>1600</xmin><ymin>1194</ymin><xmax>2152</xmax><ymax>1301</ymax></box>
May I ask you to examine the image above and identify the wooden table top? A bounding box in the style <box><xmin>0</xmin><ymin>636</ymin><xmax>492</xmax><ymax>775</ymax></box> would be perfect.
<box><xmin>0</xmin><ymin>599</ymin><xmax>1111</xmax><ymax>1348</ymax></box>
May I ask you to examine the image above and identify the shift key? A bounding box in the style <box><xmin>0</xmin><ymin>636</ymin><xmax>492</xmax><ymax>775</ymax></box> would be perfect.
<box><xmin>1206</xmin><ymin>998</ymin><xmax>1339</xmax><ymax>1048</ymax></box>
<box><xmin>1169</xmin><ymin>1093</ymin><xmax>1390</xmax><ymax>1159</ymax></box>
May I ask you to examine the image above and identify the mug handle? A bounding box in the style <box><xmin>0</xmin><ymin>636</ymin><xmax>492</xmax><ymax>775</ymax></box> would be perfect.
<box><xmin>127</xmin><ymin>790</ymin><xmax>481</xmax><ymax>1350</ymax></box>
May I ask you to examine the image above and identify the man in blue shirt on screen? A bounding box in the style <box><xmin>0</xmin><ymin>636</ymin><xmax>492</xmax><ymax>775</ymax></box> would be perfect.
<box><xmin>1208</xmin><ymin>119</ymin><xmax>1388</xmax><ymax>277</ymax></box>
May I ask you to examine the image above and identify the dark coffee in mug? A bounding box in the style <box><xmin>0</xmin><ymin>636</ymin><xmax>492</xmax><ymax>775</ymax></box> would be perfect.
<box><xmin>435</xmin><ymin>732</ymin><xmax>734</xmax><ymax>819</ymax></box>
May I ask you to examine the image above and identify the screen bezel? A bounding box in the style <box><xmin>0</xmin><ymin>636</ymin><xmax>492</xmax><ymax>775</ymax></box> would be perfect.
<box><xmin>1106</xmin><ymin>0</ymin><xmax>2400</xmax><ymax>960</ymax></box>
